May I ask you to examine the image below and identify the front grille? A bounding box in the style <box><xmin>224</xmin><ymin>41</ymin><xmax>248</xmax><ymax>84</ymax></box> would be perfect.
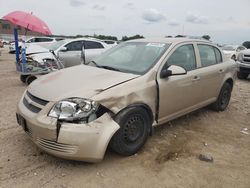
<box><xmin>23</xmin><ymin>91</ymin><xmax>49</xmax><ymax>113</ymax></box>
<box><xmin>26</xmin><ymin>91</ymin><xmax>49</xmax><ymax>106</ymax></box>
<box><xmin>23</xmin><ymin>97</ymin><xmax>42</xmax><ymax>113</ymax></box>
<box><xmin>25</xmin><ymin>125</ymin><xmax>33</xmax><ymax>138</ymax></box>
<box><xmin>244</xmin><ymin>55</ymin><xmax>250</xmax><ymax>58</ymax></box>
<box><xmin>36</xmin><ymin>138</ymin><xmax>78</xmax><ymax>154</ymax></box>
<box><xmin>243</xmin><ymin>58</ymin><xmax>250</xmax><ymax>63</ymax></box>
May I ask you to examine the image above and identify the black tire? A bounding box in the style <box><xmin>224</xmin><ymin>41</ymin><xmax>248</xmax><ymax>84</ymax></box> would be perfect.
<box><xmin>211</xmin><ymin>82</ymin><xmax>232</xmax><ymax>111</ymax></box>
<box><xmin>110</xmin><ymin>107</ymin><xmax>151</xmax><ymax>156</ymax></box>
<box><xmin>231</xmin><ymin>55</ymin><xmax>236</xmax><ymax>61</ymax></box>
<box><xmin>25</xmin><ymin>75</ymin><xmax>37</xmax><ymax>85</ymax></box>
<box><xmin>20</xmin><ymin>75</ymin><xmax>29</xmax><ymax>83</ymax></box>
<box><xmin>237</xmin><ymin>72</ymin><xmax>249</xmax><ymax>80</ymax></box>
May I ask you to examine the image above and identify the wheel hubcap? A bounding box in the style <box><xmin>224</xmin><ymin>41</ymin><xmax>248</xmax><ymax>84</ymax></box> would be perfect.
<box><xmin>123</xmin><ymin>115</ymin><xmax>144</xmax><ymax>143</ymax></box>
<box><xmin>221</xmin><ymin>89</ymin><xmax>230</xmax><ymax>107</ymax></box>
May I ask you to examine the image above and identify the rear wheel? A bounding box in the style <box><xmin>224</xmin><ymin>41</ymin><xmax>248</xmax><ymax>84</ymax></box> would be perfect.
<box><xmin>110</xmin><ymin>107</ymin><xmax>150</xmax><ymax>156</ymax></box>
<box><xmin>25</xmin><ymin>75</ymin><xmax>37</xmax><ymax>85</ymax></box>
<box><xmin>237</xmin><ymin>72</ymin><xmax>249</xmax><ymax>79</ymax></box>
<box><xmin>211</xmin><ymin>82</ymin><xmax>232</xmax><ymax>111</ymax></box>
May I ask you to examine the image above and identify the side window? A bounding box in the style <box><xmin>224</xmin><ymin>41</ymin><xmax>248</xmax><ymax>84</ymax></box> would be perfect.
<box><xmin>35</xmin><ymin>38</ymin><xmax>42</xmax><ymax>42</ymax></box>
<box><xmin>65</xmin><ymin>41</ymin><xmax>83</xmax><ymax>51</ymax></box>
<box><xmin>214</xmin><ymin>47</ymin><xmax>222</xmax><ymax>63</ymax></box>
<box><xmin>27</xmin><ymin>38</ymin><xmax>35</xmax><ymax>43</ymax></box>
<box><xmin>42</xmin><ymin>38</ymin><xmax>53</xmax><ymax>42</ymax></box>
<box><xmin>35</xmin><ymin>38</ymin><xmax>53</xmax><ymax>42</ymax></box>
<box><xmin>165</xmin><ymin>44</ymin><xmax>196</xmax><ymax>71</ymax></box>
<box><xmin>84</xmin><ymin>41</ymin><xmax>104</xmax><ymax>49</ymax></box>
<box><xmin>238</xmin><ymin>46</ymin><xmax>246</xmax><ymax>51</ymax></box>
<box><xmin>198</xmin><ymin>45</ymin><xmax>217</xmax><ymax>67</ymax></box>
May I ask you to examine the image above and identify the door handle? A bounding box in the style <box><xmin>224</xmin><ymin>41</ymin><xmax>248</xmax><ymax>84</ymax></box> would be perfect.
<box><xmin>192</xmin><ymin>76</ymin><xmax>200</xmax><ymax>81</ymax></box>
<box><xmin>219</xmin><ymin>69</ymin><xmax>224</xmax><ymax>73</ymax></box>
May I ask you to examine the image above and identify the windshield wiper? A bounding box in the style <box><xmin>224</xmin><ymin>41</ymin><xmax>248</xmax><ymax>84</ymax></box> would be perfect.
<box><xmin>88</xmin><ymin>60</ymin><xmax>100</xmax><ymax>67</ymax></box>
<box><xmin>98</xmin><ymin>65</ymin><xmax>121</xmax><ymax>72</ymax></box>
<box><xmin>88</xmin><ymin>61</ymin><xmax>121</xmax><ymax>72</ymax></box>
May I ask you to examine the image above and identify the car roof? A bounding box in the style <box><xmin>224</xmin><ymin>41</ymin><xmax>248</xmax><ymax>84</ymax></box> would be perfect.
<box><xmin>62</xmin><ymin>37</ymin><xmax>105</xmax><ymax>43</ymax></box>
<box><xmin>128</xmin><ymin>37</ymin><xmax>212</xmax><ymax>45</ymax></box>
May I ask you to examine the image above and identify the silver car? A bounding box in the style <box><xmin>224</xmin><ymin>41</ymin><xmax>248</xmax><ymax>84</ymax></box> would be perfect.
<box><xmin>26</xmin><ymin>38</ymin><xmax>109</xmax><ymax>68</ymax></box>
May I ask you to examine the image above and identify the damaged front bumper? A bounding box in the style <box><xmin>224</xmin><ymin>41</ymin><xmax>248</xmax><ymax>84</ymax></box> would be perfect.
<box><xmin>16</xmin><ymin>95</ymin><xmax>120</xmax><ymax>162</ymax></box>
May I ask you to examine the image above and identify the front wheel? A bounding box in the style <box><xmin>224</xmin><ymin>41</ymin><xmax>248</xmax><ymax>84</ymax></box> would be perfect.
<box><xmin>110</xmin><ymin>107</ymin><xmax>151</xmax><ymax>156</ymax></box>
<box><xmin>211</xmin><ymin>82</ymin><xmax>232</xmax><ymax>111</ymax></box>
<box><xmin>237</xmin><ymin>72</ymin><xmax>249</xmax><ymax>80</ymax></box>
<box><xmin>20</xmin><ymin>75</ymin><xmax>29</xmax><ymax>83</ymax></box>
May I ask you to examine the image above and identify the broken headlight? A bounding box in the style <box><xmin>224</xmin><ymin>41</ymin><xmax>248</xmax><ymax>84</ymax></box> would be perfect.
<box><xmin>48</xmin><ymin>98</ymin><xmax>99</xmax><ymax>123</ymax></box>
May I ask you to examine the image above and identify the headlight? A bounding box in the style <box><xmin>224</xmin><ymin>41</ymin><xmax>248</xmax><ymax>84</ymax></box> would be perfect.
<box><xmin>48</xmin><ymin>98</ymin><xmax>99</xmax><ymax>123</ymax></box>
<box><xmin>238</xmin><ymin>53</ymin><xmax>244</xmax><ymax>62</ymax></box>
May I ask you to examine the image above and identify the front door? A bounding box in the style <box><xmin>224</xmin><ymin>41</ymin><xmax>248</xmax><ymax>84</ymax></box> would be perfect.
<box><xmin>157</xmin><ymin>43</ymin><xmax>203</xmax><ymax>124</ymax></box>
<box><xmin>58</xmin><ymin>40</ymin><xmax>83</xmax><ymax>67</ymax></box>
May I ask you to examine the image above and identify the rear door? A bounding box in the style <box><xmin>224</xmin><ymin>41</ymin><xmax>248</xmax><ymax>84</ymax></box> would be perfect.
<box><xmin>157</xmin><ymin>43</ymin><xmax>204</xmax><ymax>123</ymax></box>
<box><xmin>58</xmin><ymin>40</ymin><xmax>84</xmax><ymax>67</ymax></box>
<box><xmin>84</xmin><ymin>41</ymin><xmax>106</xmax><ymax>63</ymax></box>
<box><xmin>195</xmin><ymin>44</ymin><xmax>225</xmax><ymax>101</ymax></box>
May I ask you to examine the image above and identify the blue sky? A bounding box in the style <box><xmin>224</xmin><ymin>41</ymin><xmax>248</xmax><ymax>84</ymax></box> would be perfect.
<box><xmin>0</xmin><ymin>0</ymin><xmax>250</xmax><ymax>44</ymax></box>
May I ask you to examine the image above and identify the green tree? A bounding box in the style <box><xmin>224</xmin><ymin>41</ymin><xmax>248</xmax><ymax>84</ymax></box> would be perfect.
<box><xmin>202</xmin><ymin>35</ymin><xmax>211</xmax><ymax>40</ymax></box>
<box><xmin>242</xmin><ymin>41</ymin><xmax>250</xmax><ymax>49</ymax></box>
<box><xmin>121</xmin><ymin>34</ymin><xmax>144</xmax><ymax>41</ymax></box>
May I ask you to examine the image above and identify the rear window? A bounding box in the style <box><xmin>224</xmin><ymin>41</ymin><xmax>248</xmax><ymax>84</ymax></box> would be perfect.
<box><xmin>214</xmin><ymin>47</ymin><xmax>222</xmax><ymax>63</ymax></box>
<box><xmin>105</xmin><ymin>41</ymin><xmax>115</xmax><ymax>44</ymax></box>
<box><xmin>65</xmin><ymin>41</ymin><xmax>83</xmax><ymax>51</ymax></box>
<box><xmin>84</xmin><ymin>41</ymin><xmax>104</xmax><ymax>49</ymax></box>
<box><xmin>198</xmin><ymin>44</ymin><xmax>217</xmax><ymax>67</ymax></box>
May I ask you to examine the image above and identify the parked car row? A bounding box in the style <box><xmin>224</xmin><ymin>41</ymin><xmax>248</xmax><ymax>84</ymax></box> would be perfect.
<box><xmin>16</xmin><ymin>38</ymin><xmax>238</xmax><ymax>162</ymax></box>
<box><xmin>9</xmin><ymin>36</ymin><xmax>61</xmax><ymax>53</ymax></box>
<box><xmin>222</xmin><ymin>45</ymin><xmax>246</xmax><ymax>60</ymax></box>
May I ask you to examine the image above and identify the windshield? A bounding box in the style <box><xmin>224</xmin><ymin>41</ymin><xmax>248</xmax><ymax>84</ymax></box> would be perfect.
<box><xmin>45</xmin><ymin>40</ymin><xmax>68</xmax><ymax>51</ymax></box>
<box><xmin>222</xmin><ymin>45</ymin><xmax>236</xmax><ymax>51</ymax></box>
<box><xmin>93</xmin><ymin>42</ymin><xmax>170</xmax><ymax>74</ymax></box>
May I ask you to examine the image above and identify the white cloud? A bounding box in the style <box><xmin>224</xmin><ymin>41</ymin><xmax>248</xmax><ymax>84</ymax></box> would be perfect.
<box><xmin>69</xmin><ymin>0</ymin><xmax>85</xmax><ymax>7</ymax></box>
<box><xmin>142</xmin><ymin>8</ymin><xmax>165</xmax><ymax>23</ymax></box>
<box><xmin>168</xmin><ymin>19</ymin><xmax>180</xmax><ymax>26</ymax></box>
<box><xmin>124</xmin><ymin>2</ymin><xmax>135</xmax><ymax>10</ymax></box>
<box><xmin>92</xmin><ymin>4</ymin><xmax>106</xmax><ymax>11</ymax></box>
<box><xmin>186</xmin><ymin>12</ymin><xmax>209</xmax><ymax>24</ymax></box>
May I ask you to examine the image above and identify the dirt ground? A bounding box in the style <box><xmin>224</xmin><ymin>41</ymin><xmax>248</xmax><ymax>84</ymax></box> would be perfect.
<box><xmin>0</xmin><ymin>47</ymin><xmax>250</xmax><ymax>188</ymax></box>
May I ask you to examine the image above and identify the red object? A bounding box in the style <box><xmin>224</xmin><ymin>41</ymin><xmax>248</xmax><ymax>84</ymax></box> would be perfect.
<box><xmin>3</xmin><ymin>11</ymin><xmax>52</xmax><ymax>35</ymax></box>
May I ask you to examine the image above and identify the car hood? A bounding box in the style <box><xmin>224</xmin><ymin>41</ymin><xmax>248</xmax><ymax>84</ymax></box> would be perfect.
<box><xmin>28</xmin><ymin>52</ymin><xmax>55</xmax><ymax>63</ymax></box>
<box><xmin>223</xmin><ymin>50</ymin><xmax>234</xmax><ymax>54</ymax></box>
<box><xmin>26</xmin><ymin>44</ymin><xmax>49</xmax><ymax>55</ymax></box>
<box><xmin>28</xmin><ymin>65</ymin><xmax>139</xmax><ymax>102</ymax></box>
<box><xmin>241</xmin><ymin>49</ymin><xmax>250</xmax><ymax>55</ymax></box>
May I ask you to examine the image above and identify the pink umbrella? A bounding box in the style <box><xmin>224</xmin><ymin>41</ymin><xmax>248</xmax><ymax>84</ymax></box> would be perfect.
<box><xmin>3</xmin><ymin>11</ymin><xmax>52</xmax><ymax>35</ymax></box>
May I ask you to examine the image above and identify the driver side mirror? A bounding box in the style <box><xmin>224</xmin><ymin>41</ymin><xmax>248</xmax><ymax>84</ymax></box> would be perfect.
<box><xmin>160</xmin><ymin>65</ymin><xmax>187</xmax><ymax>78</ymax></box>
<box><xmin>60</xmin><ymin>46</ymin><xmax>68</xmax><ymax>52</ymax></box>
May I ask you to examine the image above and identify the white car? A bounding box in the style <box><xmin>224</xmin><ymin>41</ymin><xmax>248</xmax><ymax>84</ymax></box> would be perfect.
<box><xmin>9</xmin><ymin>37</ymin><xmax>57</xmax><ymax>53</ymax></box>
<box><xmin>103</xmin><ymin>40</ymin><xmax>118</xmax><ymax>48</ymax></box>
<box><xmin>237</xmin><ymin>49</ymin><xmax>250</xmax><ymax>79</ymax></box>
<box><xmin>222</xmin><ymin>45</ymin><xmax>246</xmax><ymax>60</ymax></box>
<box><xmin>26</xmin><ymin>38</ymin><xmax>109</xmax><ymax>68</ymax></box>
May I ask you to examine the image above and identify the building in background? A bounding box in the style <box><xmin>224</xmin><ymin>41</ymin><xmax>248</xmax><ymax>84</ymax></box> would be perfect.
<box><xmin>0</xmin><ymin>19</ymin><xmax>43</xmax><ymax>41</ymax></box>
